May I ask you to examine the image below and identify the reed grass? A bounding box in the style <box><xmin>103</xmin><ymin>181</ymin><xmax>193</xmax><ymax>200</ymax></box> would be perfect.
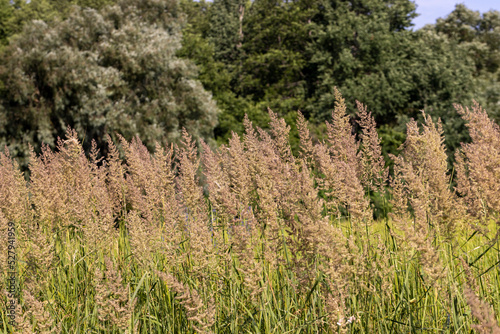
<box><xmin>0</xmin><ymin>93</ymin><xmax>499</xmax><ymax>333</ymax></box>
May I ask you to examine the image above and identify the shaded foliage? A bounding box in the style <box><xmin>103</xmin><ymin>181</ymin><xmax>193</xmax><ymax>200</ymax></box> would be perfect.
<box><xmin>179</xmin><ymin>0</ymin><xmax>499</xmax><ymax>163</ymax></box>
<box><xmin>0</xmin><ymin>0</ymin><xmax>218</xmax><ymax>168</ymax></box>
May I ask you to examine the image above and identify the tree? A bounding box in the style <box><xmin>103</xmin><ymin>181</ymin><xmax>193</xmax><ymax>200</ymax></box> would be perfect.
<box><xmin>0</xmin><ymin>0</ymin><xmax>14</xmax><ymax>46</ymax></box>
<box><xmin>308</xmin><ymin>0</ymin><xmax>479</xmax><ymax>160</ymax></box>
<box><xmin>430</xmin><ymin>4</ymin><xmax>500</xmax><ymax>124</ymax></box>
<box><xmin>237</xmin><ymin>0</ymin><xmax>316</xmax><ymax>116</ymax></box>
<box><xmin>203</xmin><ymin>0</ymin><xmax>320</xmax><ymax>148</ymax></box>
<box><xmin>207</xmin><ymin>0</ymin><xmax>245</xmax><ymax>63</ymax></box>
<box><xmin>178</xmin><ymin>0</ymin><xmax>492</xmax><ymax>162</ymax></box>
<box><xmin>433</xmin><ymin>4</ymin><xmax>500</xmax><ymax>74</ymax></box>
<box><xmin>0</xmin><ymin>0</ymin><xmax>218</xmax><ymax>168</ymax></box>
<box><xmin>308</xmin><ymin>0</ymin><xmax>417</xmax><ymax>122</ymax></box>
<box><xmin>179</xmin><ymin>0</ymin><xmax>265</xmax><ymax>144</ymax></box>
<box><xmin>0</xmin><ymin>0</ymin><xmax>118</xmax><ymax>45</ymax></box>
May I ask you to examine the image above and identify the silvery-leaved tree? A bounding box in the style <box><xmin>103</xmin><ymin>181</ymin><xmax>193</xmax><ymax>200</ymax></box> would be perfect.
<box><xmin>0</xmin><ymin>0</ymin><xmax>219</xmax><ymax>169</ymax></box>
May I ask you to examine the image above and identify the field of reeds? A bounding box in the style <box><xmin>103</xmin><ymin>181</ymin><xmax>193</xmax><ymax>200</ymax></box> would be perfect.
<box><xmin>1</xmin><ymin>90</ymin><xmax>499</xmax><ymax>333</ymax></box>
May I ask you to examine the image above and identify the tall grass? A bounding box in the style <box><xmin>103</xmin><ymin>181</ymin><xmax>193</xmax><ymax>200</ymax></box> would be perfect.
<box><xmin>0</xmin><ymin>93</ymin><xmax>499</xmax><ymax>333</ymax></box>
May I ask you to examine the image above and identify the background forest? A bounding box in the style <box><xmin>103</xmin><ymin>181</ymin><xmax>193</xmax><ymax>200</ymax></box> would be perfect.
<box><xmin>0</xmin><ymin>0</ymin><xmax>499</xmax><ymax>167</ymax></box>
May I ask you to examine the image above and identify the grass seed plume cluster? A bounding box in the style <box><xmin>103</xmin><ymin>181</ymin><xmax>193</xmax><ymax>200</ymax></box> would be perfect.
<box><xmin>0</xmin><ymin>90</ymin><xmax>499</xmax><ymax>333</ymax></box>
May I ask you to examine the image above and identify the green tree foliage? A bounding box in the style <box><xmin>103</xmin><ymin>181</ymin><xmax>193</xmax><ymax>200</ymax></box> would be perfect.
<box><xmin>179</xmin><ymin>0</ymin><xmax>487</xmax><ymax>161</ymax></box>
<box><xmin>183</xmin><ymin>0</ymin><xmax>320</xmax><ymax>146</ymax></box>
<box><xmin>433</xmin><ymin>4</ymin><xmax>500</xmax><ymax>74</ymax></box>
<box><xmin>207</xmin><ymin>0</ymin><xmax>245</xmax><ymax>63</ymax></box>
<box><xmin>2</xmin><ymin>0</ymin><xmax>497</xmax><ymax>169</ymax></box>
<box><xmin>0</xmin><ymin>0</ymin><xmax>218</xmax><ymax>167</ymax></box>
<box><xmin>309</xmin><ymin>0</ymin><xmax>417</xmax><ymax>122</ymax></box>
<box><xmin>430</xmin><ymin>4</ymin><xmax>500</xmax><ymax>122</ymax></box>
<box><xmin>307</xmin><ymin>0</ymin><xmax>480</xmax><ymax>159</ymax></box>
<box><xmin>237</xmin><ymin>0</ymin><xmax>316</xmax><ymax>117</ymax></box>
<box><xmin>179</xmin><ymin>0</ymin><xmax>263</xmax><ymax>143</ymax></box>
<box><xmin>0</xmin><ymin>0</ymin><xmax>117</xmax><ymax>46</ymax></box>
<box><xmin>1</xmin><ymin>0</ymin><xmax>58</xmax><ymax>45</ymax></box>
<box><xmin>0</xmin><ymin>0</ymin><xmax>14</xmax><ymax>46</ymax></box>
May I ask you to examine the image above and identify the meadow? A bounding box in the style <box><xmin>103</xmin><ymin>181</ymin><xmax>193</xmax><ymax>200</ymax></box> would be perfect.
<box><xmin>0</xmin><ymin>90</ymin><xmax>499</xmax><ymax>333</ymax></box>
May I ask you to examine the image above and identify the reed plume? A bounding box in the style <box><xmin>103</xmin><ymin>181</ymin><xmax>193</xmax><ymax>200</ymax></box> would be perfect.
<box><xmin>0</xmin><ymin>148</ymin><xmax>30</xmax><ymax>224</ymax></box>
<box><xmin>176</xmin><ymin>129</ymin><xmax>215</xmax><ymax>275</ymax></box>
<box><xmin>390</xmin><ymin>112</ymin><xmax>455</xmax><ymax>282</ymax></box>
<box><xmin>104</xmin><ymin>134</ymin><xmax>128</xmax><ymax>220</ymax></box>
<box><xmin>201</xmin><ymin>139</ymin><xmax>240</xmax><ymax>224</ymax></box>
<box><xmin>119</xmin><ymin>136</ymin><xmax>179</xmax><ymax>264</ymax></box>
<box><xmin>94</xmin><ymin>257</ymin><xmax>135</xmax><ymax>331</ymax></box>
<box><xmin>0</xmin><ymin>88</ymin><xmax>497</xmax><ymax>333</ymax></box>
<box><xmin>296</xmin><ymin>111</ymin><xmax>315</xmax><ymax>168</ymax></box>
<box><xmin>464</xmin><ymin>285</ymin><xmax>500</xmax><ymax>334</ymax></box>
<box><xmin>314</xmin><ymin>89</ymin><xmax>370</xmax><ymax>221</ymax></box>
<box><xmin>157</xmin><ymin>271</ymin><xmax>215</xmax><ymax>334</ymax></box>
<box><xmin>29</xmin><ymin>128</ymin><xmax>115</xmax><ymax>246</ymax></box>
<box><xmin>18</xmin><ymin>289</ymin><xmax>58</xmax><ymax>334</ymax></box>
<box><xmin>454</xmin><ymin>102</ymin><xmax>500</xmax><ymax>222</ymax></box>
<box><xmin>356</xmin><ymin>101</ymin><xmax>388</xmax><ymax>194</ymax></box>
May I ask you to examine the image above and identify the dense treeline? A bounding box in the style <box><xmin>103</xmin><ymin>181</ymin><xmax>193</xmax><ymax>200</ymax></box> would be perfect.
<box><xmin>0</xmin><ymin>95</ymin><xmax>499</xmax><ymax>332</ymax></box>
<box><xmin>180</xmin><ymin>0</ymin><xmax>500</xmax><ymax>157</ymax></box>
<box><xmin>0</xmin><ymin>0</ymin><xmax>499</xmax><ymax>167</ymax></box>
<box><xmin>0</xmin><ymin>0</ymin><xmax>218</xmax><ymax>167</ymax></box>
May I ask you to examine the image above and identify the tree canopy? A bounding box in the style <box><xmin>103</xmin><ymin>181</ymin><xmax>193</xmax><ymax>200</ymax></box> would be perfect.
<box><xmin>179</xmin><ymin>0</ymin><xmax>499</xmax><ymax>160</ymax></box>
<box><xmin>0</xmin><ymin>0</ymin><xmax>218</xmax><ymax>167</ymax></box>
<box><xmin>0</xmin><ymin>0</ymin><xmax>499</xmax><ymax>167</ymax></box>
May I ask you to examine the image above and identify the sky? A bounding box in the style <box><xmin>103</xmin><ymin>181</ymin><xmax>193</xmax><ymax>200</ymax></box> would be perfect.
<box><xmin>412</xmin><ymin>0</ymin><xmax>500</xmax><ymax>29</ymax></box>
